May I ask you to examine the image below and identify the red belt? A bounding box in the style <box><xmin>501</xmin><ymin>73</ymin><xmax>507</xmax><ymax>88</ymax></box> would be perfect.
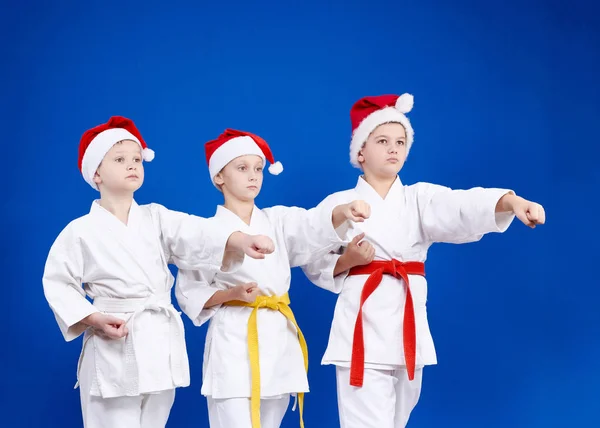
<box><xmin>347</xmin><ymin>259</ymin><xmax>425</xmax><ymax>386</ymax></box>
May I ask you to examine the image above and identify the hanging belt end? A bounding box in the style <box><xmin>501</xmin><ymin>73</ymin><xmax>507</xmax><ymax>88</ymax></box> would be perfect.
<box><xmin>349</xmin><ymin>377</ymin><xmax>364</xmax><ymax>387</ymax></box>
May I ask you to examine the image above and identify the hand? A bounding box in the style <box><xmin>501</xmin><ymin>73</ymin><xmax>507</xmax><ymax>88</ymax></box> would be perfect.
<box><xmin>82</xmin><ymin>312</ymin><xmax>128</xmax><ymax>340</ymax></box>
<box><xmin>227</xmin><ymin>232</ymin><xmax>275</xmax><ymax>259</ymax></box>
<box><xmin>344</xmin><ymin>200</ymin><xmax>371</xmax><ymax>223</ymax></box>
<box><xmin>229</xmin><ymin>282</ymin><xmax>262</xmax><ymax>303</ymax></box>
<box><xmin>242</xmin><ymin>234</ymin><xmax>275</xmax><ymax>259</ymax></box>
<box><xmin>333</xmin><ymin>233</ymin><xmax>376</xmax><ymax>276</ymax></box>
<box><xmin>344</xmin><ymin>233</ymin><xmax>376</xmax><ymax>266</ymax></box>
<box><xmin>501</xmin><ymin>194</ymin><xmax>546</xmax><ymax>228</ymax></box>
<box><xmin>514</xmin><ymin>199</ymin><xmax>546</xmax><ymax>228</ymax></box>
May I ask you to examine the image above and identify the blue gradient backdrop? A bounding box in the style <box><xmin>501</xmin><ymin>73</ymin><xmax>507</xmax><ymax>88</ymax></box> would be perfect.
<box><xmin>2</xmin><ymin>0</ymin><xmax>598</xmax><ymax>426</ymax></box>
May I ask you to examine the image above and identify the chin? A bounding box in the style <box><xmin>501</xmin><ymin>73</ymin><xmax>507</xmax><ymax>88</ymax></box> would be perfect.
<box><xmin>233</xmin><ymin>191</ymin><xmax>257</xmax><ymax>202</ymax></box>
<box><xmin>124</xmin><ymin>181</ymin><xmax>143</xmax><ymax>192</ymax></box>
<box><xmin>378</xmin><ymin>166</ymin><xmax>401</xmax><ymax>178</ymax></box>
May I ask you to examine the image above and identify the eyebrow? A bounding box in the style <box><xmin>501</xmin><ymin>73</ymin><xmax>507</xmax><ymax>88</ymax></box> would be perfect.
<box><xmin>373</xmin><ymin>134</ymin><xmax>406</xmax><ymax>140</ymax></box>
<box><xmin>112</xmin><ymin>150</ymin><xmax>141</xmax><ymax>155</ymax></box>
<box><xmin>236</xmin><ymin>160</ymin><xmax>263</xmax><ymax>166</ymax></box>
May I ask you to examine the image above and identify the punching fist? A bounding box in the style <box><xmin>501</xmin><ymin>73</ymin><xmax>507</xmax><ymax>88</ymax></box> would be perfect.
<box><xmin>497</xmin><ymin>194</ymin><xmax>546</xmax><ymax>229</ymax></box>
<box><xmin>227</xmin><ymin>232</ymin><xmax>275</xmax><ymax>259</ymax></box>
<box><xmin>344</xmin><ymin>200</ymin><xmax>371</xmax><ymax>223</ymax></box>
<box><xmin>332</xmin><ymin>200</ymin><xmax>372</xmax><ymax>228</ymax></box>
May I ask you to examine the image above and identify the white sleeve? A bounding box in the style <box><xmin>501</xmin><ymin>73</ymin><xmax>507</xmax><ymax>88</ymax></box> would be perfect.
<box><xmin>152</xmin><ymin>204</ymin><xmax>237</xmax><ymax>271</ymax></box>
<box><xmin>417</xmin><ymin>183</ymin><xmax>515</xmax><ymax>244</ymax></box>
<box><xmin>175</xmin><ymin>267</ymin><xmax>220</xmax><ymax>327</ymax></box>
<box><xmin>268</xmin><ymin>197</ymin><xmax>347</xmax><ymax>268</ymax></box>
<box><xmin>300</xmin><ymin>249</ymin><xmax>348</xmax><ymax>294</ymax></box>
<box><xmin>42</xmin><ymin>225</ymin><xmax>99</xmax><ymax>341</ymax></box>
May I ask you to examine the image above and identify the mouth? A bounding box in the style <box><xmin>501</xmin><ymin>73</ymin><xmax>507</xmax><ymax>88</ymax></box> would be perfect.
<box><xmin>126</xmin><ymin>175</ymin><xmax>139</xmax><ymax>179</ymax></box>
<box><xmin>386</xmin><ymin>158</ymin><xmax>399</xmax><ymax>163</ymax></box>
<box><xmin>247</xmin><ymin>186</ymin><xmax>258</xmax><ymax>190</ymax></box>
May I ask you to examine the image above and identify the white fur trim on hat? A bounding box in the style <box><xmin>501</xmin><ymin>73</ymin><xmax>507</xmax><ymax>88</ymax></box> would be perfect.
<box><xmin>82</xmin><ymin>128</ymin><xmax>150</xmax><ymax>190</ymax></box>
<box><xmin>208</xmin><ymin>136</ymin><xmax>266</xmax><ymax>184</ymax></box>
<box><xmin>349</xmin><ymin>107</ymin><xmax>414</xmax><ymax>169</ymax></box>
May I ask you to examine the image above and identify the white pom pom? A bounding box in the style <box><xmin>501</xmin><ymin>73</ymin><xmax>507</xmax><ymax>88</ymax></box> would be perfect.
<box><xmin>268</xmin><ymin>161</ymin><xmax>283</xmax><ymax>175</ymax></box>
<box><xmin>395</xmin><ymin>93</ymin><xmax>414</xmax><ymax>113</ymax></box>
<box><xmin>142</xmin><ymin>147</ymin><xmax>155</xmax><ymax>162</ymax></box>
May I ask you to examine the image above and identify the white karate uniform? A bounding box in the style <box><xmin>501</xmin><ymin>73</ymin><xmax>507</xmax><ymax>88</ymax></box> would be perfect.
<box><xmin>176</xmin><ymin>203</ymin><xmax>344</xmax><ymax>427</ymax></box>
<box><xmin>302</xmin><ymin>176</ymin><xmax>515</xmax><ymax>427</ymax></box>
<box><xmin>207</xmin><ymin>395</ymin><xmax>291</xmax><ymax>428</ymax></box>
<box><xmin>43</xmin><ymin>200</ymin><xmax>234</xmax><ymax>428</ymax></box>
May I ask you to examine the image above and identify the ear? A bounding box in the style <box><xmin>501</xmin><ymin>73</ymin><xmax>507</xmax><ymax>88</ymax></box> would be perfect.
<box><xmin>93</xmin><ymin>171</ymin><xmax>102</xmax><ymax>185</ymax></box>
<box><xmin>214</xmin><ymin>172</ymin><xmax>225</xmax><ymax>187</ymax></box>
<box><xmin>357</xmin><ymin>150</ymin><xmax>365</xmax><ymax>164</ymax></box>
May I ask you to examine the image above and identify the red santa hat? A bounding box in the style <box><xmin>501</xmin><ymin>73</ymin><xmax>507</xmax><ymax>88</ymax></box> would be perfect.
<box><xmin>78</xmin><ymin>116</ymin><xmax>155</xmax><ymax>190</ymax></box>
<box><xmin>349</xmin><ymin>93</ymin><xmax>414</xmax><ymax>168</ymax></box>
<box><xmin>205</xmin><ymin>129</ymin><xmax>283</xmax><ymax>185</ymax></box>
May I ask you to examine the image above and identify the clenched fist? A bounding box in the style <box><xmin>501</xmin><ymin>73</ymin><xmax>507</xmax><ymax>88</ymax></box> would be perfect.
<box><xmin>333</xmin><ymin>232</ymin><xmax>376</xmax><ymax>276</ymax></box>
<box><xmin>82</xmin><ymin>312</ymin><xmax>129</xmax><ymax>340</ymax></box>
<box><xmin>497</xmin><ymin>194</ymin><xmax>546</xmax><ymax>229</ymax></box>
<box><xmin>332</xmin><ymin>200</ymin><xmax>372</xmax><ymax>228</ymax></box>
<box><xmin>227</xmin><ymin>232</ymin><xmax>275</xmax><ymax>259</ymax></box>
<box><xmin>229</xmin><ymin>282</ymin><xmax>262</xmax><ymax>303</ymax></box>
<box><xmin>343</xmin><ymin>233</ymin><xmax>375</xmax><ymax>266</ymax></box>
<box><xmin>344</xmin><ymin>200</ymin><xmax>371</xmax><ymax>223</ymax></box>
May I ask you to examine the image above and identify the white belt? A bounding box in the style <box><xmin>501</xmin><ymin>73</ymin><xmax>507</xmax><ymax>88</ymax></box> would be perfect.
<box><xmin>76</xmin><ymin>292</ymin><xmax>188</xmax><ymax>396</ymax></box>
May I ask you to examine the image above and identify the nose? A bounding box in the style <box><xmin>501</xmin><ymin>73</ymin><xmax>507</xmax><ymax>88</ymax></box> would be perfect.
<box><xmin>249</xmin><ymin>171</ymin><xmax>258</xmax><ymax>182</ymax></box>
<box><xmin>388</xmin><ymin>145</ymin><xmax>398</xmax><ymax>154</ymax></box>
<box><xmin>127</xmin><ymin>162</ymin><xmax>137</xmax><ymax>171</ymax></box>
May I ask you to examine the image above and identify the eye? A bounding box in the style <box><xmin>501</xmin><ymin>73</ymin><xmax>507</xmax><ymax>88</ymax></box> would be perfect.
<box><xmin>376</xmin><ymin>138</ymin><xmax>387</xmax><ymax>144</ymax></box>
<box><xmin>115</xmin><ymin>157</ymin><xmax>124</xmax><ymax>163</ymax></box>
<box><xmin>134</xmin><ymin>157</ymin><xmax>142</xmax><ymax>162</ymax></box>
<box><xmin>256</xmin><ymin>166</ymin><xmax>263</xmax><ymax>172</ymax></box>
<box><xmin>397</xmin><ymin>140</ymin><xmax>405</xmax><ymax>146</ymax></box>
<box><xmin>238</xmin><ymin>165</ymin><xmax>247</xmax><ymax>171</ymax></box>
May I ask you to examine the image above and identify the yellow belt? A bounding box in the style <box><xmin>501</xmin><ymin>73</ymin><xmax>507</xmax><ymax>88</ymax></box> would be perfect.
<box><xmin>224</xmin><ymin>293</ymin><xmax>308</xmax><ymax>428</ymax></box>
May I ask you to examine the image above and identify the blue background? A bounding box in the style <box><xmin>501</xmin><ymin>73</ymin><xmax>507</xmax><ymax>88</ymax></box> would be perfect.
<box><xmin>2</xmin><ymin>0</ymin><xmax>599</xmax><ymax>426</ymax></box>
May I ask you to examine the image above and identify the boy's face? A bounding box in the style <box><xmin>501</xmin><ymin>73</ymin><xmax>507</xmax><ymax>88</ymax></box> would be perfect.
<box><xmin>215</xmin><ymin>154</ymin><xmax>264</xmax><ymax>202</ymax></box>
<box><xmin>94</xmin><ymin>140</ymin><xmax>144</xmax><ymax>193</ymax></box>
<box><xmin>358</xmin><ymin>122</ymin><xmax>407</xmax><ymax>179</ymax></box>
